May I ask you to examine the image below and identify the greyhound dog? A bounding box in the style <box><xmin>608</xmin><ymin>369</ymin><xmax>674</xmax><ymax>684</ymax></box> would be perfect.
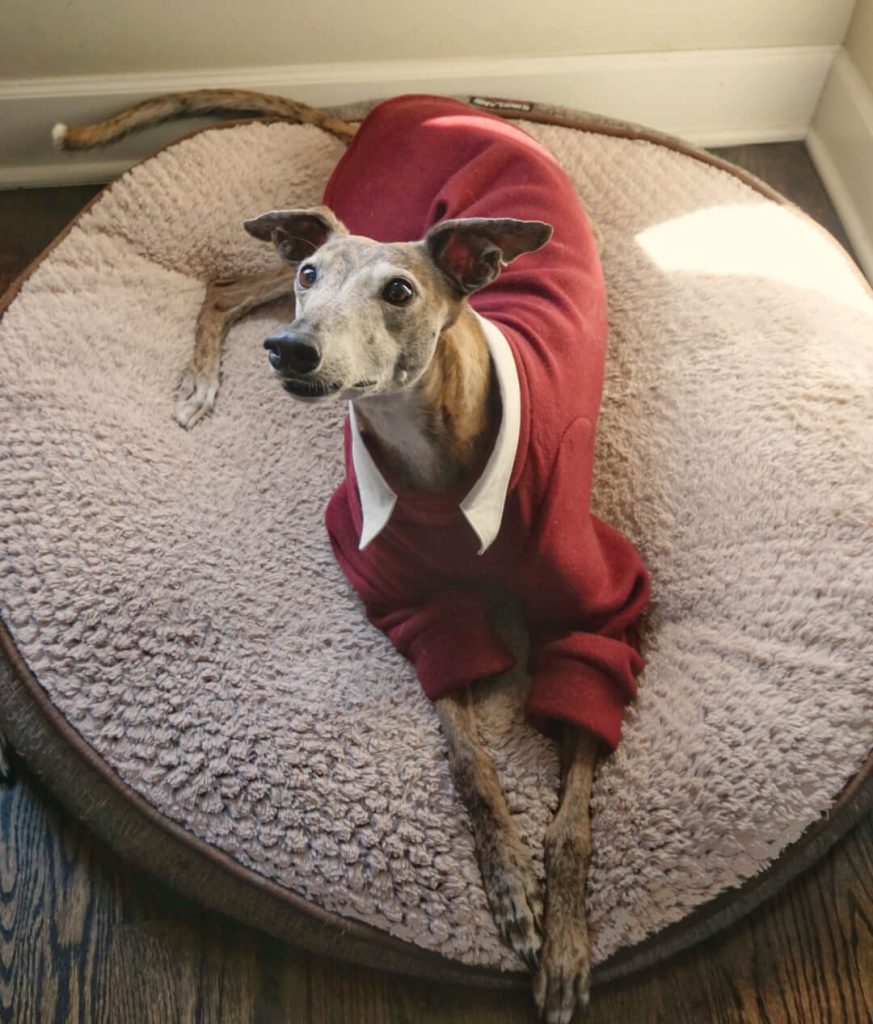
<box><xmin>55</xmin><ymin>91</ymin><xmax>650</xmax><ymax>1023</ymax></box>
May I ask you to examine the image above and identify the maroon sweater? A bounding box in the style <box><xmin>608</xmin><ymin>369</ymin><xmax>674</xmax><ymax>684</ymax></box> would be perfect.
<box><xmin>322</xmin><ymin>95</ymin><xmax>649</xmax><ymax>752</ymax></box>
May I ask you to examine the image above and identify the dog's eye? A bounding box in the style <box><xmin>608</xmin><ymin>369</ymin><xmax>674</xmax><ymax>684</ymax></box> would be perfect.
<box><xmin>382</xmin><ymin>278</ymin><xmax>414</xmax><ymax>306</ymax></box>
<box><xmin>298</xmin><ymin>264</ymin><xmax>317</xmax><ymax>289</ymax></box>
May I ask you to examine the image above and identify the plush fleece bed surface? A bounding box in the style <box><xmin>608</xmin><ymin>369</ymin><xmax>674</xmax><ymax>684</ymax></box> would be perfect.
<box><xmin>0</xmin><ymin>101</ymin><xmax>871</xmax><ymax>981</ymax></box>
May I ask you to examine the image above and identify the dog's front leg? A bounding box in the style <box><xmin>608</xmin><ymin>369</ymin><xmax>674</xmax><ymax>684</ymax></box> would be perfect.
<box><xmin>435</xmin><ymin>688</ymin><xmax>543</xmax><ymax>969</ymax></box>
<box><xmin>175</xmin><ymin>265</ymin><xmax>295</xmax><ymax>428</ymax></box>
<box><xmin>535</xmin><ymin>725</ymin><xmax>599</xmax><ymax>1023</ymax></box>
<box><xmin>0</xmin><ymin>730</ymin><xmax>10</xmax><ymax>781</ymax></box>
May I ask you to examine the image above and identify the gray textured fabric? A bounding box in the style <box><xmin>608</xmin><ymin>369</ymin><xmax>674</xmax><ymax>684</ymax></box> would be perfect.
<box><xmin>1</xmin><ymin>119</ymin><xmax>871</xmax><ymax>971</ymax></box>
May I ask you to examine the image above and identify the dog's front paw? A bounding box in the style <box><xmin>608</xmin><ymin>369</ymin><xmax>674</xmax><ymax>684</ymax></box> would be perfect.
<box><xmin>534</xmin><ymin>816</ymin><xmax>593</xmax><ymax>1022</ymax></box>
<box><xmin>480</xmin><ymin>833</ymin><xmax>543</xmax><ymax>971</ymax></box>
<box><xmin>175</xmin><ymin>366</ymin><xmax>219</xmax><ymax>429</ymax></box>
<box><xmin>533</xmin><ymin>919</ymin><xmax>591</xmax><ymax>1023</ymax></box>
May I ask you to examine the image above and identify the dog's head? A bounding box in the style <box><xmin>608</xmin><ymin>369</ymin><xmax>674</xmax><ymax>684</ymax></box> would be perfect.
<box><xmin>243</xmin><ymin>205</ymin><xmax>551</xmax><ymax>402</ymax></box>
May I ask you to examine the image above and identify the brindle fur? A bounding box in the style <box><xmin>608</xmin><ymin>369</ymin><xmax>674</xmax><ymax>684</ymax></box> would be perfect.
<box><xmin>355</xmin><ymin>304</ymin><xmax>494</xmax><ymax>491</ymax></box>
<box><xmin>56</xmin><ymin>94</ymin><xmax>603</xmax><ymax>1023</ymax></box>
<box><xmin>176</xmin><ymin>266</ymin><xmax>296</xmax><ymax>428</ymax></box>
<box><xmin>421</xmin><ymin>309</ymin><xmax>495</xmax><ymax>475</ymax></box>
<box><xmin>52</xmin><ymin>88</ymin><xmax>357</xmax><ymax>150</ymax></box>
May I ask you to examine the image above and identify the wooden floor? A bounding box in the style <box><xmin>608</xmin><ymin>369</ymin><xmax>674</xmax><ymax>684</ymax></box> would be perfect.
<box><xmin>0</xmin><ymin>142</ymin><xmax>870</xmax><ymax>1024</ymax></box>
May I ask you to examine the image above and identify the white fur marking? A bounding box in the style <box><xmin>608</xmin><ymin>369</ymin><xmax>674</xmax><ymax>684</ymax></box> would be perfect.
<box><xmin>51</xmin><ymin>123</ymin><xmax>69</xmax><ymax>149</ymax></box>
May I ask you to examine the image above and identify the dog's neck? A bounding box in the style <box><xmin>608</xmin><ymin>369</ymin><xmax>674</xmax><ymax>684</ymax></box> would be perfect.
<box><xmin>353</xmin><ymin>305</ymin><xmax>496</xmax><ymax>493</ymax></box>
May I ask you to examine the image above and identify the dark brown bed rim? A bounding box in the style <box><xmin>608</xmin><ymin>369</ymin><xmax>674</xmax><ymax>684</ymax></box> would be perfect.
<box><xmin>0</xmin><ymin>100</ymin><xmax>870</xmax><ymax>991</ymax></box>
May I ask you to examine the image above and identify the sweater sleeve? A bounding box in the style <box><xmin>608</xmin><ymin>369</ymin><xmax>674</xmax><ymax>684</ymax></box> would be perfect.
<box><xmin>522</xmin><ymin>418</ymin><xmax>650</xmax><ymax>753</ymax></box>
<box><xmin>325</xmin><ymin>482</ymin><xmax>516</xmax><ymax>701</ymax></box>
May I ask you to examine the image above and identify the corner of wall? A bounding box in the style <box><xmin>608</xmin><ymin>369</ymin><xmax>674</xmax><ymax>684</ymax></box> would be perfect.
<box><xmin>807</xmin><ymin>49</ymin><xmax>873</xmax><ymax>282</ymax></box>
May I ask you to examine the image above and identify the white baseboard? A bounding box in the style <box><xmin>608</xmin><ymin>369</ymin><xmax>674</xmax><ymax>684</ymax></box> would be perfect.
<box><xmin>0</xmin><ymin>46</ymin><xmax>838</xmax><ymax>188</ymax></box>
<box><xmin>807</xmin><ymin>50</ymin><xmax>873</xmax><ymax>283</ymax></box>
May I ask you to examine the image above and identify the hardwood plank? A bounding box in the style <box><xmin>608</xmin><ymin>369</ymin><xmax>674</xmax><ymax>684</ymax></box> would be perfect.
<box><xmin>0</xmin><ymin>185</ymin><xmax>102</xmax><ymax>295</ymax></box>
<box><xmin>3</xmin><ymin>763</ymin><xmax>867</xmax><ymax>1024</ymax></box>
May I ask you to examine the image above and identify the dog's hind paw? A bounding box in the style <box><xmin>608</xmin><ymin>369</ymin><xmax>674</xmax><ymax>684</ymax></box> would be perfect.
<box><xmin>175</xmin><ymin>366</ymin><xmax>219</xmax><ymax>429</ymax></box>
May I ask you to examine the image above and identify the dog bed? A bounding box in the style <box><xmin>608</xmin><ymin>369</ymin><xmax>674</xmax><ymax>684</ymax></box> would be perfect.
<box><xmin>1</xmin><ymin>100</ymin><xmax>871</xmax><ymax>985</ymax></box>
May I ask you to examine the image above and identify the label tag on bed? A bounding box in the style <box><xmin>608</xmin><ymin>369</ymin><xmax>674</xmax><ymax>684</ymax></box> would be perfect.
<box><xmin>469</xmin><ymin>96</ymin><xmax>535</xmax><ymax>113</ymax></box>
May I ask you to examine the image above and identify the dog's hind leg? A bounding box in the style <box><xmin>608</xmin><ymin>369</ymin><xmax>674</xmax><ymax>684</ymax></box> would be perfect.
<box><xmin>435</xmin><ymin>687</ymin><xmax>543</xmax><ymax>970</ymax></box>
<box><xmin>175</xmin><ymin>265</ymin><xmax>295</xmax><ymax>428</ymax></box>
<box><xmin>534</xmin><ymin>725</ymin><xmax>599</xmax><ymax>1023</ymax></box>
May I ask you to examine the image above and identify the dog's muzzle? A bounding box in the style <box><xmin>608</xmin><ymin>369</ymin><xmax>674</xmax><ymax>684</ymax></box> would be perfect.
<box><xmin>264</xmin><ymin>329</ymin><xmax>321</xmax><ymax>376</ymax></box>
<box><xmin>263</xmin><ymin>329</ymin><xmax>341</xmax><ymax>399</ymax></box>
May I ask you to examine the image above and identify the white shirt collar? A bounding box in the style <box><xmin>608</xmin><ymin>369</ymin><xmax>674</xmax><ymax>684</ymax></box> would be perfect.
<box><xmin>349</xmin><ymin>311</ymin><xmax>521</xmax><ymax>555</ymax></box>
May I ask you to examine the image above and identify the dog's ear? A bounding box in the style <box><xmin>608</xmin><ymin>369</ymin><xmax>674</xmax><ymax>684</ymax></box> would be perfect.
<box><xmin>424</xmin><ymin>217</ymin><xmax>552</xmax><ymax>295</ymax></box>
<box><xmin>244</xmin><ymin>206</ymin><xmax>348</xmax><ymax>263</ymax></box>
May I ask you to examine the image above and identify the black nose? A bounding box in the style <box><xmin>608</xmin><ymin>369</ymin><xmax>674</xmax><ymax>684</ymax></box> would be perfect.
<box><xmin>263</xmin><ymin>330</ymin><xmax>321</xmax><ymax>375</ymax></box>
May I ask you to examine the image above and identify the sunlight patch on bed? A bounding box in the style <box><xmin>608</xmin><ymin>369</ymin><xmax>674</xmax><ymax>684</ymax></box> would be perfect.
<box><xmin>636</xmin><ymin>203</ymin><xmax>871</xmax><ymax>315</ymax></box>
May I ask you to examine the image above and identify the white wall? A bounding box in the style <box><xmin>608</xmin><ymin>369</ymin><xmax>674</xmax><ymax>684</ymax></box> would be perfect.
<box><xmin>808</xmin><ymin>0</ymin><xmax>873</xmax><ymax>282</ymax></box>
<box><xmin>0</xmin><ymin>0</ymin><xmax>862</xmax><ymax>188</ymax></box>
<box><xmin>845</xmin><ymin>0</ymin><xmax>873</xmax><ymax>90</ymax></box>
<box><xmin>0</xmin><ymin>0</ymin><xmax>857</xmax><ymax>78</ymax></box>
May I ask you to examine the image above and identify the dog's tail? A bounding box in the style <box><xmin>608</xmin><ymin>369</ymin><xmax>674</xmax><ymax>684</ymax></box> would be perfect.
<box><xmin>51</xmin><ymin>88</ymin><xmax>357</xmax><ymax>151</ymax></box>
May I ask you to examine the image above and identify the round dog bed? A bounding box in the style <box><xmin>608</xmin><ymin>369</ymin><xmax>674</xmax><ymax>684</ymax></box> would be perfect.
<box><xmin>1</xmin><ymin>101</ymin><xmax>871</xmax><ymax>985</ymax></box>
